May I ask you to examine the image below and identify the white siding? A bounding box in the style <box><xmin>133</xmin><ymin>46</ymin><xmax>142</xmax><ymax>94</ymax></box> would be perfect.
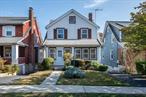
<box><xmin>47</xmin><ymin>13</ymin><xmax>98</xmax><ymax>40</ymax></box>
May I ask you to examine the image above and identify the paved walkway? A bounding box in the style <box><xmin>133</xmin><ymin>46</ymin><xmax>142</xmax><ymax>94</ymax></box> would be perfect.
<box><xmin>0</xmin><ymin>85</ymin><xmax>146</xmax><ymax>94</ymax></box>
<box><xmin>41</xmin><ymin>71</ymin><xmax>62</xmax><ymax>85</ymax></box>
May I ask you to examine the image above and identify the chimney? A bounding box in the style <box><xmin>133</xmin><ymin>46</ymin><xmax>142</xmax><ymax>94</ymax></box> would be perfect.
<box><xmin>29</xmin><ymin>7</ymin><xmax>33</xmax><ymax>22</ymax></box>
<box><xmin>88</xmin><ymin>13</ymin><xmax>93</xmax><ymax>22</ymax></box>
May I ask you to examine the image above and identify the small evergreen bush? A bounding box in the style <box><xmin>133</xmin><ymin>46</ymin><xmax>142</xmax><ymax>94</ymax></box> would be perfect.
<box><xmin>97</xmin><ymin>65</ymin><xmax>108</xmax><ymax>72</ymax></box>
<box><xmin>40</xmin><ymin>57</ymin><xmax>54</xmax><ymax>70</ymax></box>
<box><xmin>136</xmin><ymin>61</ymin><xmax>146</xmax><ymax>74</ymax></box>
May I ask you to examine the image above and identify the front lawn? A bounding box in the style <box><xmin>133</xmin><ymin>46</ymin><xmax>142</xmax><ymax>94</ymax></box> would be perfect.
<box><xmin>11</xmin><ymin>70</ymin><xmax>51</xmax><ymax>85</ymax></box>
<box><xmin>0</xmin><ymin>93</ymin><xmax>146</xmax><ymax>97</ymax></box>
<box><xmin>57</xmin><ymin>71</ymin><xmax>129</xmax><ymax>86</ymax></box>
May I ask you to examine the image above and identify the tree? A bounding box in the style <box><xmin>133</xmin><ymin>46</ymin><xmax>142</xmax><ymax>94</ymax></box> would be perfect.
<box><xmin>121</xmin><ymin>2</ymin><xmax>146</xmax><ymax>51</ymax></box>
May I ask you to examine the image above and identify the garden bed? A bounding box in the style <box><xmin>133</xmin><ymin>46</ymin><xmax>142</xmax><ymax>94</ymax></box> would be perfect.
<box><xmin>57</xmin><ymin>70</ymin><xmax>129</xmax><ymax>86</ymax></box>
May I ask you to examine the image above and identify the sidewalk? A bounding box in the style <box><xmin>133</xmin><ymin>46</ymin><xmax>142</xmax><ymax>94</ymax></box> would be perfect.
<box><xmin>0</xmin><ymin>85</ymin><xmax>146</xmax><ymax>94</ymax></box>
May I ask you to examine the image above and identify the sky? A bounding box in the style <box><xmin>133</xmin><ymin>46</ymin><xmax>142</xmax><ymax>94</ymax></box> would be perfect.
<box><xmin>0</xmin><ymin>0</ymin><xmax>145</xmax><ymax>39</ymax></box>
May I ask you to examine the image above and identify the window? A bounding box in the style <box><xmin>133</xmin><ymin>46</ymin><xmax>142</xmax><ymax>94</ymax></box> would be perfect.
<box><xmin>4</xmin><ymin>46</ymin><xmax>11</xmax><ymax>57</ymax></box>
<box><xmin>75</xmin><ymin>48</ymin><xmax>81</xmax><ymax>59</ymax></box>
<box><xmin>6</xmin><ymin>31</ymin><xmax>12</xmax><ymax>36</ymax></box>
<box><xmin>90</xmin><ymin>48</ymin><xmax>96</xmax><ymax>59</ymax></box>
<box><xmin>58</xmin><ymin>50</ymin><xmax>62</xmax><ymax>57</ymax></box>
<box><xmin>81</xmin><ymin>29</ymin><xmax>88</xmax><ymax>39</ymax></box>
<box><xmin>69</xmin><ymin>16</ymin><xmax>76</xmax><ymax>24</ymax></box>
<box><xmin>57</xmin><ymin>28</ymin><xmax>64</xmax><ymax>39</ymax></box>
<box><xmin>110</xmin><ymin>49</ymin><xmax>114</xmax><ymax>60</ymax></box>
<box><xmin>3</xmin><ymin>26</ymin><xmax>15</xmax><ymax>37</ymax></box>
<box><xmin>82</xmin><ymin>48</ymin><xmax>89</xmax><ymax>59</ymax></box>
<box><xmin>64</xmin><ymin>48</ymin><xmax>72</xmax><ymax>53</ymax></box>
<box><xmin>48</xmin><ymin>48</ymin><xmax>56</xmax><ymax>58</ymax></box>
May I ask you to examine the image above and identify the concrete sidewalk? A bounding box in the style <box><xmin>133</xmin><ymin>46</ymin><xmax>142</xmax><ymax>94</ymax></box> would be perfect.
<box><xmin>0</xmin><ymin>85</ymin><xmax>146</xmax><ymax>94</ymax></box>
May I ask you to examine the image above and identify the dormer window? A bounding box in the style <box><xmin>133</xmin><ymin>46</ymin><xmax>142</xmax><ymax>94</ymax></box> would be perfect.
<box><xmin>57</xmin><ymin>28</ymin><xmax>64</xmax><ymax>39</ymax></box>
<box><xmin>81</xmin><ymin>28</ymin><xmax>88</xmax><ymax>39</ymax></box>
<box><xmin>2</xmin><ymin>26</ymin><xmax>15</xmax><ymax>37</ymax></box>
<box><xmin>69</xmin><ymin>16</ymin><xmax>76</xmax><ymax>24</ymax></box>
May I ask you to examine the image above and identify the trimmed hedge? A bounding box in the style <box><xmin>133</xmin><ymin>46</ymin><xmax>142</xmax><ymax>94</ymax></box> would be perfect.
<box><xmin>136</xmin><ymin>61</ymin><xmax>146</xmax><ymax>74</ymax></box>
<box><xmin>39</xmin><ymin>57</ymin><xmax>54</xmax><ymax>70</ymax></box>
<box><xmin>97</xmin><ymin>65</ymin><xmax>108</xmax><ymax>72</ymax></box>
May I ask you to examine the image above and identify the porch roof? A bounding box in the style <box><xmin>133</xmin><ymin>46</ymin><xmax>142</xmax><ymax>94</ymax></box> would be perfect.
<box><xmin>0</xmin><ymin>37</ymin><xmax>27</xmax><ymax>46</ymax></box>
<box><xmin>43</xmin><ymin>39</ymin><xmax>100</xmax><ymax>47</ymax></box>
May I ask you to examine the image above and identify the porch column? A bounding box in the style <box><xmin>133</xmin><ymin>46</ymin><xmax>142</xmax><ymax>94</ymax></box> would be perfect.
<box><xmin>44</xmin><ymin>46</ymin><xmax>48</xmax><ymax>58</ymax></box>
<box><xmin>97</xmin><ymin>47</ymin><xmax>101</xmax><ymax>63</ymax></box>
<box><xmin>12</xmin><ymin>45</ymin><xmax>19</xmax><ymax>64</ymax></box>
<box><xmin>72</xmin><ymin>47</ymin><xmax>74</xmax><ymax>58</ymax></box>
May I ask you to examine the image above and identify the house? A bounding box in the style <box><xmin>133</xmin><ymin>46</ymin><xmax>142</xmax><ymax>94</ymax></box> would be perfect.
<box><xmin>0</xmin><ymin>7</ymin><xmax>42</xmax><ymax>74</ymax></box>
<box><xmin>43</xmin><ymin>9</ymin><xmax>101</xmax><ymax>67</ymax></box>
<box><xmin>101</xmin><ymin>21</ymin><xmax>131</xmax><ymax>70</ymax></box>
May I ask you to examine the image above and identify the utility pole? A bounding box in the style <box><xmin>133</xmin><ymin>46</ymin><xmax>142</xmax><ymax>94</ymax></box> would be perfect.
<box><xmin>94</xmin><ymin>8</ymin><xmax>103</xmax><ymax>22</ymax></box>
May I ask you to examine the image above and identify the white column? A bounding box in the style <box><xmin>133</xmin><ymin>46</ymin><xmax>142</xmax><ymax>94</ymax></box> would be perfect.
<box><xmin>72</xmin><ymin>47</ymin><xmax>74</xmax><ymax>58</ymax></box>
<box><xmin>12</xmin><ymin>45</ymin><xmax>19</xmax><ymax>64</ymax></box>
<box><xmin>44</xmin><ymin>46</ymin><xmax>48</xmax><ymax>58</ymax></box>
<box><xmin>97</xmin><ymin>47</ymin><xmax>101</xmax><ymax>63</ymax></box>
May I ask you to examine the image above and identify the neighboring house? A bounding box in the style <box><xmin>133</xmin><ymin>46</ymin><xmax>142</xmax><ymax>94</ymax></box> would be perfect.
<box><xmin>101</xmin><ymin>21</ymin><xmax>131</xmax><ymax>68</ymax></box>
<box><xmin>43</xmin><ymin>9</ymin><xmax>101</xmax><ymax>67</ymax></box>
<box><xmin>0</xmin><ymin>7</ymin><xmax>42</xmax><ymax>74</ymax></box>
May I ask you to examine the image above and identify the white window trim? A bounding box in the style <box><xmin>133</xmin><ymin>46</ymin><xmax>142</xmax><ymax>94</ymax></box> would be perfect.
<box><xmin>90</xmin><ymin>48</ymin><xmax>96</xmax><ymax>60</ymax></box>
<box><xmin>48</xmin><ymin>48</ymin><xmax>56</xmax><ymax>58</ymax></box>
<box><xmin>4</xmin><ymin>46</ymin><xmax>11</xmax><ymax>58</ymax></box>
<box><xmin>2</xmin><ymin>26</ymin><xmax>15</xmax><ymax>37</ymax></box>
<box><xmin>82</xmin><ymin>48</ymin><xmax>89</xmax><ymax>60</ymax></box>
<box><xmin>75</xmin><ymin>48</ymin><xmax>81</xmax><ymax>59</ymax></box>
<box><xmin>81</xmin><ymin>28</ymin><xmax>88</xmax><ymax>39</ymax></box>
<box><xmin>57</xmin><ymin>28</ymin><xmax>64</xmax><ymax>39</ymax></box>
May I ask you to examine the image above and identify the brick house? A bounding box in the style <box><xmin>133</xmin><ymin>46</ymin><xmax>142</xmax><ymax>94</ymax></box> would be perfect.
<box><xmin>0</xmin><ymin>7</ymin><xmax>42</xmax><ymax>74</ymax></box>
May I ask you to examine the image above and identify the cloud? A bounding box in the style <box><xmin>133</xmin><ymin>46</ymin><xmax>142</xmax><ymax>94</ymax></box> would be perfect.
<box><xmin>84</xmin><ymin>0</ymin><xmax>108</xmax><ymax>8</ymax></box>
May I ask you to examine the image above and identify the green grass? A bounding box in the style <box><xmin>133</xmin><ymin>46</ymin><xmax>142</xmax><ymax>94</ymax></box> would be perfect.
<box><xmin>0</xmin><ymin>93</ymin><xmax>146</xmax><ymax>97</ymax></box>
<box><xmin>9</xmin><ymin>70</ymin><xmax>51</xmax><ymax>85</ymax></box>
<box><xmin>57</xmin><ymin>71</ymin><xmax>129</xmax><ymax>86</ymax></box>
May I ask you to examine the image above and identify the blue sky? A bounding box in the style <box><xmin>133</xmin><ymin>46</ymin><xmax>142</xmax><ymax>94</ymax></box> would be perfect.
<box><xmin>0</xmin><ymin>0</ymin><xmax>144</xmax><ymax>38</ymax></box>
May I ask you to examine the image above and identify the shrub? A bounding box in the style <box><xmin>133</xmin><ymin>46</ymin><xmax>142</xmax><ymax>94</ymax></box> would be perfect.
<box><xmin>40</xmin><ymin>57</ymin><xmax>54</xmax><ymax>70</ymax></box>
<box><xmin>71</xmin><ymin>59</ymin><xmax>85</xmax><ymax>67</ymax></box>
<box><xmin>136</xmin><ymin>61</ymin><xmax>146</xmax><ymax>74</ymax></box>
<box><xmin>97</xmin><ymin>65</ymin><xmax>108</xmax><ymax>72</ymax></box>
<box><xmin>64</xmin><ymin>52</ymin><xmax>72</xmax><ymax>69</ymax></box>
<box><xmin>64</xmin><ymin>59</ymin><xmax>71</xmax><ymax>69</ymax></box>
<box><xmin>81</xmin><ymin>60</ymin><xmax>91</xmax><ymax>70</ymax></box>
<box><xmin>91</xmin><ymin>61</ymin><xmax>100</xmax><ymax>70</ymax></box>
<box><xmin>64</xmin><ymin>66</ymin><xmax>85</xmax><ymax>78</ymax></box>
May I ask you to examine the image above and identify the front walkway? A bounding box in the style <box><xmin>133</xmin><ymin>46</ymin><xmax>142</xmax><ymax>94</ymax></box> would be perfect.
<box><xmin>0</xmin><ymin>71</ymin><xmax>146</xmax><ymax>94</ymax></box>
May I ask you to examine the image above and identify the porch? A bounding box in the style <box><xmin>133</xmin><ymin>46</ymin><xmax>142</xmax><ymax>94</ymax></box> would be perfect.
<box><xmin>0</xmin><ymin>45</ymin><xmax>26</xmax><ymax>64</ymax></box>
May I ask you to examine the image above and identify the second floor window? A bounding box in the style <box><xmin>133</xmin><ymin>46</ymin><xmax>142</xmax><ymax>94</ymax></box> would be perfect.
<box><xmin>3</xmin><ymin>26</ymin><xmax>15</xmax><ymax>37</ymax></box>
<box><xmin>69</xmin><ymin>16</ymin><xmax>76</xmax><ymax>24</ymax></box>
<box><xmin>57</xmin><ymin>28</ymin><xmax>64</xmax><ymax>39</ymax></box>
<box><xmin>81</xmin><ymin>29</ymin><xmax>88</xmax><ymax>39</ymax></box>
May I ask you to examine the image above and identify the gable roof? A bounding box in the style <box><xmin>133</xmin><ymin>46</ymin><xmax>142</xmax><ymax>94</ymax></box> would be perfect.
<box><xmin>45</xmin><ymin>9</ymin><xmax>100</xmax><ymax>29</ymax></box>
<box><xmin>0</xmin><ymin>17</ymin><xmax>30</xmax><ymax>25</ymax></box>
<box><xmin>104</xmin><ymin>21</ymin><xmax>131</xmax><ymax>42</ymax></box>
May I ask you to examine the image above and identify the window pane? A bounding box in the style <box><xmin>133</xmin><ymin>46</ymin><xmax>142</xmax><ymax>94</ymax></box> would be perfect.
<box><xmin>57</xmin><ymin>29</ymin><xmax>64</xmax><ymax>39</ymax></box>
<box><xmin>6</xmin><ymin>31</ymin><xmax>12</xmax><ymax>36</ymax></box>
<box><xmin>81</xmin><ymin>29</ymin><xmax>88</xmax><ymax>39</ymax></box>
<box><xmin>5</xmin><ymin>47</ymin><xmax>11</xmax><ymax>57</ymax></box>
<box><xmin>75</xmin><ymin>49</ymin><xmax>81</xmax><ymax>59</ymax></box>
<box><xmin>69</xmin><ymin>16</ymin><xmax>76</xmax><ymax>24</ymax></box>
<box><xmin>90</xmin><ymin>48</ymin><xmax>96</xmax><ymax>59</ymax></box>
<box><xmin>82</xmin><ymin>48</ymin><xmax>89</xmax><ymax>59</ymax></box>
<box><xmin>48</xmin><ymin>48</ymin><xmax>56</xmax><ymax>58</ymax></box>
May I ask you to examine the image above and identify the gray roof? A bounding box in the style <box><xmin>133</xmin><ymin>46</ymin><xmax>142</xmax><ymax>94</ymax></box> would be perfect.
<box><xmin>104</xmin><ymin>21</ymin><xmax>131</xmax><ymax>42</ymax></box>
<box><xmin>0</xmin><ymin>17</ymin><xmax>29</xmax><ymax>24</ymax></box>
<box><xmin>0</xmin><ymin>37</ymin><xmax>26</xmax><ymax>45</ymax></box>
<box><xmin>43</xmin><ymin>39</ymin><xmax>100</xmax><ymax>47</ymax></box>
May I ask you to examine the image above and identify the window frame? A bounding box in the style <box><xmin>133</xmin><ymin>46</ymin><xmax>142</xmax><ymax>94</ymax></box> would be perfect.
<box><xmin>75</xmin><ymin>48</ymin><xmax>81</xmax><ymax>59</ymax></box>
<box><xmin>81</xmin><ymin>28</ymin><xmax>88</xmax><ymax>39</ymax></box>
<box><xmin>90</xmin><ymin>48</ymin><xmax>96</xmax><ymax>60</ymax></box>
<box><xmin>3</xmin><ymin>26</ymin><xmax>15</xmax><ymax>37</ymax></box>
<box><xmin>4</xmin><ymin>46</ymin><xmax>11</xmax><ymax>58</ymax></box>
<box><xmin>82</xmin><ymin>48</ymin><xmax>89</xmax><ymax>60</ymax></box>
<box><xmin>69</xmin><ymin>16</ymin><xmax>76</xmax><ymax>24</ymax></box>
<box><xmin>48</xmin><ymin>48</ymin><xmax>56</xmax><ymax>58</ymax></box>
<box><xmin>110</xmin><ymin>49</ymin><xmax>114</xmax><ymax>60</ymax></box>
<box><xmin>64</xmin><ymin>47</ymin><xmax>72</xmax><ymax>53</ymax></box>
<box><xmin>57</xmin><ymin>28</ymin><xmax>64</xmax><ymax>39</ymax></box>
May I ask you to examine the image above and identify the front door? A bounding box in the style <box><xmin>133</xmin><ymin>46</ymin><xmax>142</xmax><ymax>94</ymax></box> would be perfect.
<box><xmin>55</xmin><ymin>47</ymin><xmax>64</xmax><ymax>65</ymax></box>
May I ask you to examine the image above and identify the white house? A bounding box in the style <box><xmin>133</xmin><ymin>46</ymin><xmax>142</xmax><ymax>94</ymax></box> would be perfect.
<box><xmin>43</xmin><ymin>9</ymin><xmax>101</xmax><ymax>66</ymax></box>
